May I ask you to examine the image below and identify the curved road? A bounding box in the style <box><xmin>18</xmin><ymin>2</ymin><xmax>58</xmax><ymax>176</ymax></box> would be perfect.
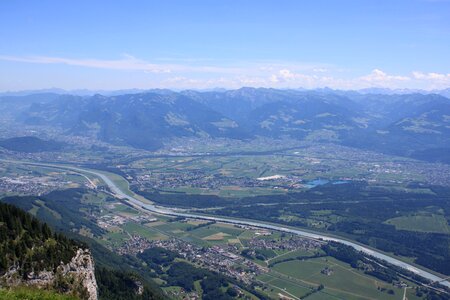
<box><xmin>4</xmin><ymin>160</ymin><xmax>449</xmax><ymax>288</ymax></box>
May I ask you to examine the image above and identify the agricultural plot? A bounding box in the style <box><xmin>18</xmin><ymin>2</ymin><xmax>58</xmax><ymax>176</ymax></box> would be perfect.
<box><xmin>267</xmin><ymin>248</ymin><xmax>320</xmax><ymax>265</ymax></box>
<box><xmin>153</xmin><ymin>222</ymin><xmax>195</xmax><ymax>233</ymax></box>
<box><xmin>110</xmin><ymin>203</ymin><xmax>140</xmax><ymax>215</ymax></box>
<box><xmin>385</xmin><ymin>213</ymin><xmax>450</xmax><ymax>234</ymax></box>
<box><xmin>103</xmin><ymin>230</ymin><xmax>129</xmax><ymax>248</ymax></box>
<box><xmin>186</xmin><ymin>223</ymin><xmax>244</xmax><ymax>245</ymax></box>
<box><xmin>258</xmin><ymin>275</ymin><xmax>312</xmax><ymax>299</ymax></box>
<box><xmin>122</xmin><ymin>222</ymin><xmax>168</xmax><ymax>240</ymax></box>
<box><xmin>271</xmin><ymin>257</ymin><xmax>403</xmax><ymax>300</ymax></box>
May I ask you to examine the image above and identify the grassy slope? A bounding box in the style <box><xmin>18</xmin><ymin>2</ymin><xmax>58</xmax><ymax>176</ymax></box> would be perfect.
<box><xmin>0</xmin><ymin>287</ymin><xmax>78</xmax><ymax>300</ymax></box>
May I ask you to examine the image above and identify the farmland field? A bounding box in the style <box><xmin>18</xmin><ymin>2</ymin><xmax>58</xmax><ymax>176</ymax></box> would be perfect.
<box><xmin>385</xmin><ymin>212</ymin><xmax>450</xmax><ymax>234</ymax></box>
<box><xmin>268</xmin><ymin>257</ymin><xmax>406</xmax><ymax>299</ymax></box>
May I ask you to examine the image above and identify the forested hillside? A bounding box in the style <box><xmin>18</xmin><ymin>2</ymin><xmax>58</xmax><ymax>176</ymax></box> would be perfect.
<box><xmin>0</xmin><ymin>202</ymin><xmax>79</xmax><ymax>276</ymax></box>
<box><xmin>0</xmin><ymin>202</ymin><xmax>165</xmax><ymax>300</ymax></box>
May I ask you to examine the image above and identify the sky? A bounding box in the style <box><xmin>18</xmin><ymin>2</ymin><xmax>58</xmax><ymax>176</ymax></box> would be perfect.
<box><xmin>0</xmin><ymin>0</ymin><xmax>449</xmax><ymax>91</ymax></box>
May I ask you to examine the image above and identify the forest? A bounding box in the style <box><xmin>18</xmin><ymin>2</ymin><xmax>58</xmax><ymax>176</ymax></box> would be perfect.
<box><xmin>0</xmin><ymin>202</ymin><xmax>81</xmax><ymax>276</ymax></box>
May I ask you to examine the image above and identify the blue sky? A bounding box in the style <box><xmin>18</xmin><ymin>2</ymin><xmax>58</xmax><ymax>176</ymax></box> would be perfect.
<box><xmin>1</xmin><ymin>0</ymin><xmax>449</xmax><ymax>91</ymax></box>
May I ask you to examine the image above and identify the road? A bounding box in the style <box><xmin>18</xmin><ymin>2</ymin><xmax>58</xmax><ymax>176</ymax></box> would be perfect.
<box><xmin>3</xmin><ymin>159</ymin><xmax>450</xmax><ymax>289</ymax></box>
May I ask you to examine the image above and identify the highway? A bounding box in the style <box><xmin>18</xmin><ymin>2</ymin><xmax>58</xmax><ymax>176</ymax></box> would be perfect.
<box><xmin>4</xmin><ymin>159</ymin><xmax>450</xmax><ymax>288</ymax></box>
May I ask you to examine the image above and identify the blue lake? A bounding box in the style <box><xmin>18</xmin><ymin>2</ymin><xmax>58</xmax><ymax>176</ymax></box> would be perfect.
<box><xmin>305</xmin><ymin>179</ymin><xmax>348</xmax><ymax>188</ymax></box>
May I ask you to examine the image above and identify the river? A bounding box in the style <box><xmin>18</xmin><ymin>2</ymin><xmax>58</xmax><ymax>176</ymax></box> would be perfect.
<box><xmin>3</xmin><ymin>159</ymin><xmax>449</xmax><ymax>288</ymax></box>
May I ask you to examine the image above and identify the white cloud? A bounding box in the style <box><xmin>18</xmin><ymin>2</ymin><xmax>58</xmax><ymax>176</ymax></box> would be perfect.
<box><xmin>279</xmin><ymin>69</ymin><xmax>296</xmax><ymax>80</ymax></box>
<box><xmin>264</xmin><ymin>68</ymin><xmax>449</xmax><ymax>90</ymax></box>
<box><xmin>410</xmin><ymin>71</ymin><xmax>450</xmax><ymax>89</ymax></box>
<box><xmin>0</xmin><ymin>54</ymin><xmax>449</xmax><ymax>90</ymax></box>
<box><xmin>412</xmin><ymin>71</ymin><xmax>450</xmax><ymax>80</ymax></box>
<box><xmin>266</xmin><ymin>69</ymin><xmax>344</xmax><ymax>89</ymax></box>
<box><xmin>359</xmin><ymin>69</ymin><xmax>410</xmax><ymax>85</ymax></box>
<box><xmin>269</xmin><ymin>74</ymin><xmax>279</xmax><ymax>83</ymax></box>
<box><xmin>0</xmin><ymin>54</ymin><xmax>244</xmax><ymax>74</ymax></box>
<box><xmin>0</xmin><ymin>54</ymin><xmax>173</xmax><ymax>73</ymax></box>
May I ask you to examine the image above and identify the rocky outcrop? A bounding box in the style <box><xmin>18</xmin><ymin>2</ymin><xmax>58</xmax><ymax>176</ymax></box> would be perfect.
<box><xmin>1</xmin><ymin>248</ymin><xmax>98</xmax><ymax>300</ymax></box>
<box><xmin>56</xmin><ymin>248</ymin><xmax>98</xmax><ymax>300</ymax></box>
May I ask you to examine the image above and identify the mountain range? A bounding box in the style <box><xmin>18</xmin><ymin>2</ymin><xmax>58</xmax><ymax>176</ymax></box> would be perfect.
<box><xmin>1</xmin><ymin>88</ymin><xmax>449</xmax><ymax>163</ymax></box>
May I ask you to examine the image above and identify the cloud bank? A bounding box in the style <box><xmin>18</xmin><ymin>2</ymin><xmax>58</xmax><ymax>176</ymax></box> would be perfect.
<box><xmin>0</xmin><ymin>54</ymin><xmax>449</xmax><ymax>90</ymax></box>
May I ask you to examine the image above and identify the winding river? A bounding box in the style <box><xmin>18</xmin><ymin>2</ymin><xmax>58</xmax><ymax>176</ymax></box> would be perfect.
<box><xmin>3</xmin><ymin>159</ymin><xmax>449</xmax><ymax>288</ymax></box>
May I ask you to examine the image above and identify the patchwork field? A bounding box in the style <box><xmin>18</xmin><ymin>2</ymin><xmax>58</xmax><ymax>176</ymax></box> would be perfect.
<box><xmin>385</xmin><ymin>213</ymin><xmax>450</xmax><ymax>234</ymax></box>
<box><xmin>122</xmin><ymin>222</ymin><xmax>168</xmax><ymax>240</ymax></box>
<box><xmin>258</xmin><ymin>256</ymin><xmax>423</xmax><ymax>300</ymax></box>
<box><xmin>267</xmin><ymin>248</ymin><xmax>320</xmax><ymax>265</ymax></box>
<box><xmin>202</xmin><ymin>232</ymin><xmax>230</xmax><ymax>241</ymax></box>
<box><xmin>125</xmin><ymin>143</ymin><xmax>441</xmax><ymax>199</ymax></box>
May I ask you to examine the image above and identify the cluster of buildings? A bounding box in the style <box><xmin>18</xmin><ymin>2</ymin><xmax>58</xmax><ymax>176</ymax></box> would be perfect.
<box><xmin>115</xmin><ymin>226</ymin><xmax>325</xmax><ymax>289</ymax></box>
<box><xmin>321</xmin><ymin>267</ymin><xmax>334</xmax><ymax>276</ymax></box>
<box><xmin>97</xmin><ymin>212</ymin><xmax>157</xmax><ymax>230</ymax></box>
<box><xmin>132</xmin><ymin>238</ymin><xmax>267</xmax><ymax>285</ymax></box>
<box><xmin>0</xmin><ymin>175</ymin><xmax>72</xmax><ymax>195</ymax></box>
<box><xmin>133</xmin><ymin>168</ymin><xmax>339</xmax><ymax>192</ymax></box>
<box><xmin>97</xmin><ymin>214</ymin><xmax>127</xmax><ymax>229</ymax></box>
<box><xmin>117</xmin><ymin>235</ymin><xmax>153</xmax><ymax>255</ymax></box>
<box><xmin>134</xmin><ymin>171</ymin><xmax>263</xmax><ymax>191</ymax></box>
<box><xmin>247</xmin><ymin>235</ymin><xmax>323</xmax><ymax>252</ymax></box>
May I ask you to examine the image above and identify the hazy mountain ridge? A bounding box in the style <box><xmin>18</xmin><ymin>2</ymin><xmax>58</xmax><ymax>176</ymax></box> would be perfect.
<box><xmin>1</xmin><ymin>88</ymin><xmax>449</xmax><ymax>162</ymax></box>
<box><xmin>16</xmin><ymin>93</ymin><xmax>249</xmax><ymax>150</ymax></box>
<box><xmin>2</xmin><ymin>87</ymin><xmax>450</xmax><ymax>98</ymax></box>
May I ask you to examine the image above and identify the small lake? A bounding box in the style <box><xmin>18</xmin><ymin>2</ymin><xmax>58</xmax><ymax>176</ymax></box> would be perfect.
<box><xmin>305</xmin><ymin>179</ymin><xmax>348</xmax><ymax>188</ymax></box>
